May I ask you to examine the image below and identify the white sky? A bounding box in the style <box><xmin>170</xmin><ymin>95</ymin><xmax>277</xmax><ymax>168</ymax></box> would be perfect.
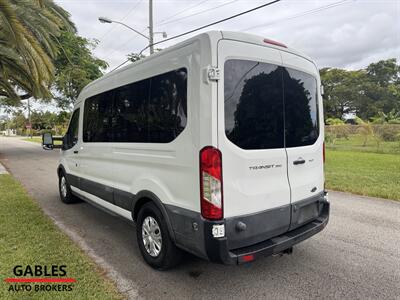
<box><xmin>55</xmin><ymin>0</ymin><xmax>400</xmax><ymax>71</ymax></box>
<box><xmin>2</xmin><ymin>0</ymin><xmax>400</xmax><ymax>117</ymax></box>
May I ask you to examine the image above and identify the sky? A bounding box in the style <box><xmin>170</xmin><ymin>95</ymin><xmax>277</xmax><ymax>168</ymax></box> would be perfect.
<box><xmin>3</xmin><ymin>0</ymin><xmax>400</xmax><ymax>116</ymax></box>
<box><xmin>55</xmin><ymin>0</ymin><xmax>400</xmax><ymax>71</ymax></box>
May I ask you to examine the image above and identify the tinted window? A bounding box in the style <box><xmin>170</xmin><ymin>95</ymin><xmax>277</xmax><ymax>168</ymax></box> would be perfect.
<box><xmin>113</xmin><ymin>79</ymin><xmax>149</xmax><ymax>143</ymax></box>
<box><xmin>83</xmin><ymin>91</ymin><xmax>113</xmax><ymax>142</ymax></box>
<box><xmin>148</xmin><ymin>68</ymin><xmax>187</xmax><ymax>143</ymax></box>
<box><xmin>83</xmin><ymin>68</ymin><xmax>187</xmax><ymax>143</ymax></box>
<box><xmin>224</xmin><ymin>59</ymin><xmax>284</xmax><ymax>150</ymax></box>
<box><xmin>224</xmin><ymin>60</ymin><xmax>319</xmax><ymax>150</ymax></box>
<box><xmin>64</xmin><ymin>108</ymin><xmax>80</xmax><ymax>150</ymax></box>
<box><xmin>283</xmin><ymin>68</ymin><xmax>319</xmax><ymax>147</ymax></box>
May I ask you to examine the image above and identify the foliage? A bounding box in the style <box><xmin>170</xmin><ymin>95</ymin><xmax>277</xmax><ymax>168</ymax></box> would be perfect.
<box><xmin>53</xmin><ymin>31</ymin><xmax>108</xmax><ymax>110</ymax></box>
<box><xmin>355</xmin><ymin>117</ymin><xmax>381</xmax><ymax>148</ymax></box>
<box><xmin>325</xmin><ymin>125</ymin><xmax>400</xmax><ymax>154</ymax></box>
<box><xmin>127</xmin><ymin>52</ymin><xmax>146</xmax><ymax>63</ymax></box>
<box><xmin>0</xmin><ymin>109</ymin><xmax>70</xmax><ymax>135</ymax></box>
<box><xmin>321</xmin><ymin>58</ymin><xmax>400</xmax><ymax>120</ymax></box>
<box><xmin>371</xmin><ymin>109</ymin><xmax>400</xmax><ymax>124</ymax></box>
<box><xmin>0</xmin><ymin>1</ymin><xmax>107</xmax><ymax>111</ymax></box>
<box><xmin>126</xmin><ymin>48</ymin><xmax>162</xmax><ymax>63</ymax></box>
<box><xmin>374</xmin><ymin>124</ymin><xmax>400</xmax><ymax>142</ymax></box>
<box><xmin>325</xmin><ymin>117</ymin><xmax>349</xmax><ymax>145</ymax></box>
<box><xmin>326</xmin><ymin>118</ymin><xmax>344</xmax><ymax>125</ymax></box>
<box><xmin>0</xmin><ymin>0</ymin><xmax>74</xmax><ymax>106</ymax></box>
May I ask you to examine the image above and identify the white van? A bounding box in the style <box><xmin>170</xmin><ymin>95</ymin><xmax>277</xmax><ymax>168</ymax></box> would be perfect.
<box><xmin>43</xmin><ymin>31</ymin><xmax>329</xmax><ymax>269</ymax></box>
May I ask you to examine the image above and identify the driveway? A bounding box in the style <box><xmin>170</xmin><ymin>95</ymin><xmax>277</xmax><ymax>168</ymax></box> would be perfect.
<box><xmin>0</xmin><ymin>136</ymin><xmax>399</xmax><ymax>299</ymax></box>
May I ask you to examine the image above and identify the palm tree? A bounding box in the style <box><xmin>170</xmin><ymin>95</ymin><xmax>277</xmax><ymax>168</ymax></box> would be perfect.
<box><xmin>0</xmin><ymin>0</ymin><xmax>75</xmax><ymax>105</ymax></box>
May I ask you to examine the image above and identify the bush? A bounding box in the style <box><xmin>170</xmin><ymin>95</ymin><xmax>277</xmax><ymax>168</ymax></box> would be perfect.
<box><xmin>374</xmin><ymin>124</ymin><xmax>400</xmax><ymax>142</ymax></box>
<box><xmin>326</xmin><ymin>118</ymin><xmax>344</xmax><ymax>125</ymax></box>
<box><xmin>325</xmin><ymin>124</ymin><xmax>351</xmax><ymax>143</ymax></box>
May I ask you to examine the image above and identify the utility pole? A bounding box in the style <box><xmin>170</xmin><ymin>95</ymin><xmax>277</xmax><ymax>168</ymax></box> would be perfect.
<box><xmin>27</xmin><ymin>98</ymin><xmax>32</xmax><ymax>138</ymax></box>
<box><xmin>148</xmin><ymin>0</ymin><xmax>154</xmax><ymax>54</ymax></box>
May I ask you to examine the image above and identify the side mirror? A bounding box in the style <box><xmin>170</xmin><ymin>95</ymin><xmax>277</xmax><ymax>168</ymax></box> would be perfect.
<box><xmin>42</xmin><ymin>132</ymin><xmax>54</xmax><ymax>150</ymax></box>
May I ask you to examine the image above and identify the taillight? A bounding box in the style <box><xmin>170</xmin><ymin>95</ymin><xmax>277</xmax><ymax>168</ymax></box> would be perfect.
<box><xmin>200</xmin><ymin>146</ymin><xmax>223</xmax><ymax>220</ymax></box>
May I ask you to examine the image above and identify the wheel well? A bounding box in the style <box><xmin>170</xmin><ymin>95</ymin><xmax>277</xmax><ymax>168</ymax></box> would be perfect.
<box><xmin>57</xmin><ymin>166</ymin><xmax>64</xmax><ymax>178</ymax></box>
<box><xmin>133</xmin><ymin>197</ymin><xmax>152</xmax><ymax>221</ymax></box>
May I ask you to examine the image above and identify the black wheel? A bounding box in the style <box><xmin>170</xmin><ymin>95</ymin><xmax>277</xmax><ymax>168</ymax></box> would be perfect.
<box><xmin>58</xmin><ymin>172</ymin><xmax>80</xmax><ymax>204</ymax></box>
<box><xmin>136</xmin><ymin>202</ymin><xmax>182</xmax><ymax>270</ymax></box>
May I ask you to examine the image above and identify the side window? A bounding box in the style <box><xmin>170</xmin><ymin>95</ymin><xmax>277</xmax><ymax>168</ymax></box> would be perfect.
<box><xmin>83</xmin><ymin>67</ymin><xmax>187</xmax><ymax>144</ymax></box>
<box><xmin>83</xmin><ymin>91</ymin><xmax>113</xmax><ymax>142</ymax></box>
<box><xmin>148</xmin><ymin>68</ymin><xmax>187</xmax><ymax>143</ymax></box>
<box><xmin>283</xmin><ymin>68</ymin><xmax>319</xmax><ymax>147</ymax></box>
<box><xmin>113</xmin><ymin>79</ymin><xmax>150</xmax><ymax>143</ymax></box>
<box><xmin>64</xmin><ymin>108</ymin><xmax>80</xmax><ymax>150</ymax></box>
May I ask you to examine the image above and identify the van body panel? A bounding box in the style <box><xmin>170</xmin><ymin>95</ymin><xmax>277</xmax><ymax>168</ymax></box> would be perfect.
<box><xmin>217</xmin><ymin>39</ymin><xmax>291</xmax><ymax>219</ymax></box>
<box><xmin>77</xmin><ymin>39</ymin><xmax>211</xmax><ymax>214</ymax></box>
<box><xmin>60</xmin><ymin>102</ymin><xmax>83</xmax><ymax>185</ymax></box>
<box><xmin>280</xmin><ymin>51</ymin><xmax>325</xmax><ymax>203</ymax></box>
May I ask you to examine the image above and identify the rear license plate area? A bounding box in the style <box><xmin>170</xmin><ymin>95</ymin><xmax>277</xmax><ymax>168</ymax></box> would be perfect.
<box><xmin>297</xmin><ymin>202</ymin><xmax>318</xmax><ymax>224</ymax></box>
<box><xmin>290</xmin><ymin>200</ymin><xmax>320</xmax><ymax>230</ymax></box>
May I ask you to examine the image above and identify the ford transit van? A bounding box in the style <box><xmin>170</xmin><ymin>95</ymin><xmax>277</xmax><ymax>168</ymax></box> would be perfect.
<box><xmin>43</xmin><ymin>31</ymin><xmax>329</xmax><ymax>269</ymax></box>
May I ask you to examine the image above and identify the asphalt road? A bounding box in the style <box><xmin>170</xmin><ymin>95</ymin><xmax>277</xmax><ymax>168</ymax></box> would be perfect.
<box><xmin>1</xmin><ymin>136</ymin><xmax>399</xmax><ymax>300</ymax></box>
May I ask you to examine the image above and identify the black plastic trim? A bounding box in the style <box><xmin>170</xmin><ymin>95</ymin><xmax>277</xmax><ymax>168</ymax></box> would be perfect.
<box><xmin>225</xmin><ymin>204</ymin><xmax>291</xmax><ymax>250</ymax></box>
<box><xmin>203</xmin><ymin>199</ymin><xmax>330</xmax><ymax>264</ymax></box>
<box><xmin>80</xmin><ymin>177</ymin><xmax>114</xmax><ymax>204</ymax></box>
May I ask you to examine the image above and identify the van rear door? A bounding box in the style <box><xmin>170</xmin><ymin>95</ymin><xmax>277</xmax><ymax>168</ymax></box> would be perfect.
<box><xmin>280</xmin><ymin>52</ymin><xmax>324</xmax><ymax>229</ymax></box>
<box><xmin>217</xmin><ymin>40</ymin><xmax>291</xmax><ymax>230</ymax></box>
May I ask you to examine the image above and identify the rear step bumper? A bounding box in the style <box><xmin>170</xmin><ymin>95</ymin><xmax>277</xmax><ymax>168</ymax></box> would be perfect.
<box><xmin>203</xmin><ymin>199</ymin><xmax>329</xmax><ymax>264</ymax></box>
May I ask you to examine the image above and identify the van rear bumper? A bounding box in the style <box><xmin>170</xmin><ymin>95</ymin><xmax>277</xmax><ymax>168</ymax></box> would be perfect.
<box><xmin>203</xmin><ymin>199</ymin><xmax>329</xmax><ymax>264</ymax></box>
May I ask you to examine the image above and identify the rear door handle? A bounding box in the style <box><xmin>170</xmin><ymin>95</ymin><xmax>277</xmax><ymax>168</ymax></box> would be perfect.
<box><xmin>293</xmin><ymin>158</ymin><xmax>305</xmax><ymax>165</ymax></box>
<box><xmin>73</xmin><ymin>150</ymin><xmax>79</xmax><ymax>154</ymax></box>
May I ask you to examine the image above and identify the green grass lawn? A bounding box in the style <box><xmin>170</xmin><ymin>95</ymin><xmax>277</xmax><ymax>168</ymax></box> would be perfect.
<box><xmin>0</xmin><ymin>174</ymin><xmax>122</xmax><ymax>300</ymax></box>
<box><xmin>325</xmin><ymin>150</ymin><xmax>400</xmax><ymax>201</ymax></box>
<box><xmin>23</xmin><ymin>136</ymin><xmax>62</xmax><ymax>146</ymax></box>
<box><xmin>22</xmin><ymin>136</ymin><xmax>42</xmax><ymax>143</ymax></box>
<box><xmin>327</xmin><ymin>134</ymin><xmax>400</xmax><ymax>154</ymax></box>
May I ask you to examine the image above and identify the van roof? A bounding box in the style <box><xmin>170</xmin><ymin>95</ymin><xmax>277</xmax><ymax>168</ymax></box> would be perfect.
<box><xmin>80</xmin><ymin>31</ymin><xmax>314</xmax><ymax>99</ymax></box>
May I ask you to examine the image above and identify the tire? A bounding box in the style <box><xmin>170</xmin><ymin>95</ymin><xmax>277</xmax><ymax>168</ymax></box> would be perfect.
<box><xmin>58</xmin><ymin>172</ymin><xmax>80</xmax><ymax>204</ymax></box>
<box><xmin>136</xmin><ymin>202</ymin><xmax>182</xmax><ymax>270</ymax></box>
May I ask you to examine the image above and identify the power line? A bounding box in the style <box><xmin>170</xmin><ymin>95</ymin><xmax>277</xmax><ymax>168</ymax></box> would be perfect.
<box><xmin>98</xmin><ymin>0</ymin><xmax>144</xmax><ymax>43</ymax></box>
<box><xmin>110</xmin><ymin>0</ymin><xmax>282</xmax><ymax>72</ymax></box>
<box><xmin>157</xmin><ymin>0</ymin><xmax>241</xmax><ymax>27</ymax></box>
<box><xmin>242</xmin><ymin>0</ymin><xmax>352</xmax><ymax>31</ymax></box>
<box><xmin>155</xmin><ymin>0</ymin><xmax>211</xmax><ymax>26</ymax></box>
<box><xmin>103</xmin><ymin>0</ymin><xmax>213</xmax><ymax>59</ymax></box>
<box><xmin>103</xmin><ymin>0</ymin><xmax>234</xmax><ymax>68</ymax></box>
<box><xmin>101</xmin><ymin>26</ymin><xmax>148</xmax><ymax>59</ymax></box>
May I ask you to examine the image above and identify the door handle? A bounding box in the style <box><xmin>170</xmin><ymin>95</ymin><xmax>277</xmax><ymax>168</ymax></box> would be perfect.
<box><xmin>293</xmin><ymin>158</ymin><xmax>305</xmax><ymax>165</ymax></box>
<box><xmin>73</xmin><ymin>150</ymin><xmax>79</xmax><ymax>154</ymax></box>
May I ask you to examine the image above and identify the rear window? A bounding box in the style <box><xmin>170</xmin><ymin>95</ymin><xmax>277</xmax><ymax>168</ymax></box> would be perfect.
<box><xmin>224</xmin><ymin>59</ymin><xmax>319</xmax><ymax>150</ymax></box>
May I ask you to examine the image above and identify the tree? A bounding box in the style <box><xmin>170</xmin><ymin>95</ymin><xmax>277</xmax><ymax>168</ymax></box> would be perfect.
<box><xmin>53</xmin><ymin>31</ymin><xmax>108</xmax><ymax>110</ymax></box>
<box><xmin>320</xmin><ymin>58</ymin><xmax>400</xmax><ymax>120</ymax></box>
<box><xmin>127</xmin><ymin>53</ymin><xmax>146</xmax><ymax>63</ymax></box>
<box><xmin>126</xmin><ymin>48</ymin><xmax>161</xmax><ymax>63</ymax></box>
<box><xmin>366</xmin><ymin>58</ymin><xmax>400</xmax><ymax>86</ymax></box>
<box><xmin>320</xmin><ymin>68</ymin><xmax>362</xmax><ymax>119</ymax></box>
<box><xmin>0</xmin><ymin>0</ymin><xmax>74</xmax><ymax>106</ymax></box>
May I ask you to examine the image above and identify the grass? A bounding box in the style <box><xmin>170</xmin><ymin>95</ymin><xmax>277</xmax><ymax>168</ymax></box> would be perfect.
<box><xmin>22</xmin><ymin>137</ymin><xmax>42</xmax><ymax>143</ymax></box>
<box><xmin>0</xmin><ymin>174</ymin><xmax>123</xmax><ymax>300</ymax></box>
<box><xmin>327</xmin><ymin>134</ymin><xmax>400</xmax><ymax>154</ymax></box>
<box><xmin>23</xmin><ymin>136</ymin><xmax>62</xmax><ymax>146</ymax></box>
<box><xmin>325</xmin><ymin>150</ymin><xmax>400</xmax><ymax>201</ymax></box>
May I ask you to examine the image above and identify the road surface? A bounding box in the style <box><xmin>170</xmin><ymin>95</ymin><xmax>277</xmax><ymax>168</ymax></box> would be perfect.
<box><xmin>0</xmin><ymin>136</ymin><xmax>399</xmax><ymax>299</ymax></box>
